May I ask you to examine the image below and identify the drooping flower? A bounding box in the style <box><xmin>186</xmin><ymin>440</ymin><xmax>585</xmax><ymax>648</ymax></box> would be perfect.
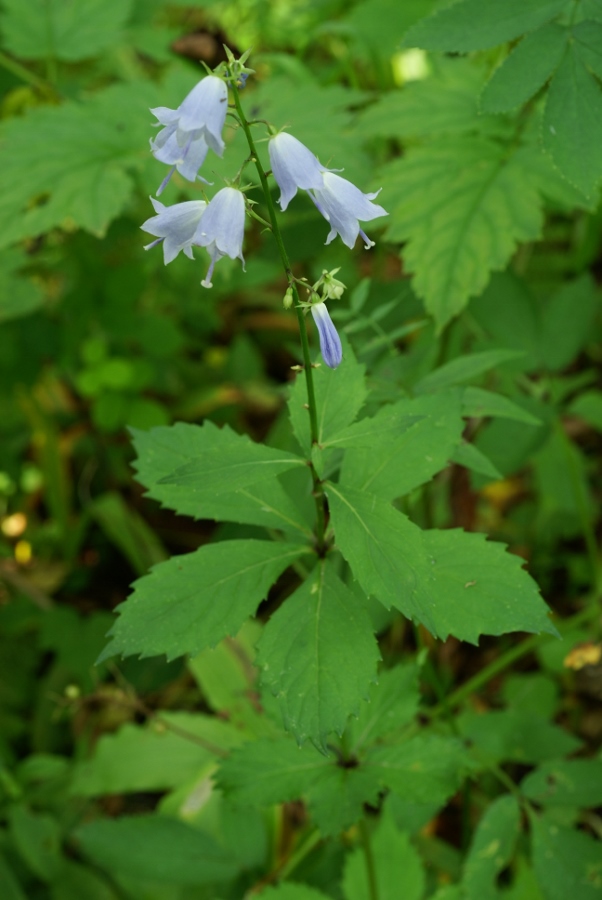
<box><xmin>141</xmin><ymin>197</ymin><xmax>207</xmax><ymax>264</ymax></box>
<box><xmin>150</xmin><ymin>75</ymin><xmax>228</xmax><ymax>195</ymax></box>
<box><xmin>194</xmin><ymin>187</ymin><xmax>246</xmax><ymax>288</ymax></box>
<box><xmin>311</xmin><ymin>302</ymin><xmax>342</xmax><ymax>369</ymax></box>
<box><xmin>310</xmin><ymin>172</ymin><xmax>388</xmax><ymax>249</ymax></box>
<box><xmin>268</xmin><ymin>132</ymin><xmax>334</xmax><ymax>211</ymax></box>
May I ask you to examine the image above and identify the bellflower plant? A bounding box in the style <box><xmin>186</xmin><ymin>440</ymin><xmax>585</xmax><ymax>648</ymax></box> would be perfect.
<box><xmin>268</xmin><ymin>132</ymin><xmax>333</xmax><ymax>211</ymax></box>
<box><xmin>195</xmin><ymin>186</ymin><xmax>246</xmax><ymax>288</ymax></box>
<box><xmin>150</xmin><ymin>75</ymin><xmax>228</xmax><ymax>195</ymax></box>
<box><xmin>141</xmin><ymin>197</ymin><xmax>207</xmax><ymax>264</ymax></box>
<box><xmin>311</xmin><ymin>302</ymin><xmax>343</xmax><ymax>369</ymax></box>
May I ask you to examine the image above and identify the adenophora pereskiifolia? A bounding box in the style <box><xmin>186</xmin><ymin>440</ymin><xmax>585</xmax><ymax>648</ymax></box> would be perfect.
<box><xmin>195</xmin><ymin>187</ymin><xmax>246</xmax><ymax>288</ymax></box>
<box><xmin>311</xmin><ymin>302</ymin><xmax>342</xmax><ymax>369</ymax></box>
<box><xmin>141</xmin><ymin>197</ymin><xmax>207</xmax><ymax>264</ymax></box>
<box><xmin>150</xmin><ymin>75</ymin><xmax>228</xmax><ymax>195</ymax></box>
<box><xmin>268</xmin><ymin>132</ymin><xmax>387</xmax><ymax>248</ymax></box>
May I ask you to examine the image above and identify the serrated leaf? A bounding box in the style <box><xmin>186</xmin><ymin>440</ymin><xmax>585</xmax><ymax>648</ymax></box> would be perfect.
<box><xmin>343</xmin><ymin>810</ymin><xmax>426</xmax><ymax>900</ymax></box>
<box><xmin>157</xmin><ymin>423</ymin><xmax>305</xmax><ymax>490</ymax></box>
<box><xmin>70</xmin><ymin>714</ymin><xmax>243</xmax><ymax>797</ymax></box>
<box><xmin>458</xmin><ymin>709</ymin><xmax>580</xmax><ymax>764</ymax></box>
<box><xmin>543</xmin><ymin>43</ymin><xmax>602</xmax><ymax>197</ymax></box>
<box><xmin>98</xmin><ymin>540</ymin><xmax>312</xmax><ymax>663</ymax></box>
<box><xmin>349</xmin><ymin>663</ymin><xmax>420</xmax><ymax>752</ymax></box>
<box><xmin>573</xmin><ymin>19</ymin><xmax>602</xmax><ymax>80</ymax></box>
<box><xmin>530</xmin><ymin>815</ymin><xmax>602</xmax><ymax>900</ymax></box>
<box><xmin>288</xmin><ymin>341</ymin><xmax>367</xmax><ymax>454</ymax></box>
<box><xmin>403</xmin><ymin>0</ymin><xmax>568</xmax><ymax>52</ymax></box>
<box><xmin>366</xmin><ymin>735</ymin><xmax>467</xmax><ymax>803</ymax></box>
<box><xmin>451</xmin><ymin>441</ymin><xmax>502</xmax><ymax>480</ymax></box>
<box><xmin>327</xmin><ymin>484</ymin><xmax>555</xmax><ymax>643</ymax></box>
<box><xmin>0</xmin><ymin>82</ymin><xmax>156</xmax><ymax>247</ymax></box>
<box><xmin>462</xmin><ymin>387</ymin><xmax>542</xmax><ymax>425</ymax></box>
<box><xmin>132</xmin><ymin>423</ymin><xmax>312</xmax><ymax>537</ymax></box>
<box><xmin>463</xmin><ymin>796</ymin><xmax>521</xmax><ymax>899</ymax></box>
<box><xmin>415</xmin><ymin>350</ymin><xmax>525</xmax><ymax>394</ymax></box>
<box><xmin>258</xmin><ymin>560</ymin><xmax>380</xmax><ymax>749</ymax></box>
<box><xmin>481</xmin><ymin>23</ymin><xmax>568</xmax><ymax>113</ymax></box>
<box><xmin>340</xmin><ymin>391</ymin><xmax>464</xmax><ymax>500</ymax></box>
<box><xmin>521</xmin><ymin>759</ymin><xmax>602</xmax><ymax>808</ymax></box>
<box><xmin>75</xmin><ymin>815</ymin><xmax>236</xmax><ymax>886</ymax></box>
<box><xmin>0</xmin><ymin>0</ymin><xmax>133</xmax><ymax>61</ymax></box>
<box><xmin>217</xmin><ymin>737</ymin><xmax>381</xmax><ymax>836</ymax></box>
<box><xmin>381</xmin><ymin>139</ymin><xmax>543</xmax><ymax>328</ymax></box>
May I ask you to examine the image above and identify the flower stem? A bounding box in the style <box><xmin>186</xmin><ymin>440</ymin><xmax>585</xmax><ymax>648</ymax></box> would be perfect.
<box><xmin>359</xmin><ymin>819</ymin><xmax>379</xmax><ymax>900</ymax></box>
<box><xmin>230</xmin><ymin>78</ymin><xmax>327</xmax><ymax>550</ymax></box>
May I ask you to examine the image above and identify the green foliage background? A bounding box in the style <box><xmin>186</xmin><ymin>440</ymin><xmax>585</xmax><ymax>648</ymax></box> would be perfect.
<box><xmin>0</xmin><ymin>1</ymin><xmax>601</xmax><ymax>898</ymax></box>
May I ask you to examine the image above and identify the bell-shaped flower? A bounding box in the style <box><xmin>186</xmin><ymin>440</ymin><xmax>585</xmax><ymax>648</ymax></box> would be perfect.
<box><xmin>194</xmin><ymin>187</ymin><xmax>246</xmax><ymax>288</ymax></box>
<box><xmin>310</xmin><ymin>172</ymin><xmax>388</xmax><ymax>249</ymax></box>
<box><xmin>150</xmin><ymin>75</ymin><xmax>228</xmax><ymax>195</ymax></box>
<box><xmin>311</xmin><ymin>302</ymin><xmax>342</xmax><ymax>369</ymax></box>
<box><xmin>268</xmin><ymin>132</ymin><xmax>334</xmax><ymax>211</ymax></box>
<box><xmin>141</xmin><ymin>196</ymin><xmax>207</xmax><ymax>264</ymax></box>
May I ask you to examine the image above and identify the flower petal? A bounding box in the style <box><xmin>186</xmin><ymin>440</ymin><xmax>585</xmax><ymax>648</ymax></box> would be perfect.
<box><xmin>311</xmin><ymin>302</ymin><xmax>343</xmax><ymax>369</ymax></box>
<box><xmin>269</xmin><ymin>133</ymin><xmax>327</xmax><ymax>211</ymax></box>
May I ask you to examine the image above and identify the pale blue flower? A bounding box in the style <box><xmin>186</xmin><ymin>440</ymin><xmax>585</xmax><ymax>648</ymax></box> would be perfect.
<box><xmin>150</xmin><ymin>75</ymin><xmax>228</xmax><ymax>195</ymax></box>
<box><xmin>268</xmin><ymin>132</ymin><xmax>335</xmax><ymax>211</ymax></box>
<box><xmin>311</xmin><ymin>302</ymin><xmax>342</xmax><ymax>369</ymax></box>
<box><xmin>141</xmin><ymin>196</ymin><xmax>207</xmax><ymax>264</ymax></box>
<box><xmin>310</xmin><ymin>172</ymin><xmax>388</xmax><ymax>249</ymax></box>
<box><xmin>194</xmin><ymin>187</ymin><xmax>246</xmax><ymax>288</ymax></box>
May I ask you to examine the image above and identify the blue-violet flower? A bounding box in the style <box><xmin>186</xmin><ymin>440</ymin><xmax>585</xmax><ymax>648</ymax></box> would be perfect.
<box><xmin>195</xmin><ymin>187</ymin><xmax>246</xmax><ymax>288</ymax></box>
<box><xmin>268</xmin><ymin>132</ymin><xmax>334</xmax><ymax>211</ymax></box>
<box><xmin>311</xmin><ymin>302</ymin><xmax>342</xmax><ymax>369</ymax></box>
<box><xmin>150</xmin><ymin>75</ymin><xmax>228</xmax><ymax>195</ymax></box>
<box><xmin>310</xmin><ymin>172</ymin><xmax>388</xmax><ymax>249</ymax></box>
<box><xmin>141</xmin><ymin>197</ymin><xmax>207</xmax><ymax>264</ymax></box>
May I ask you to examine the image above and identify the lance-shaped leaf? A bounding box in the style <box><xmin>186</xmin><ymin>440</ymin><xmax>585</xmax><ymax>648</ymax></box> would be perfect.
<box><xmin>132</xmin><ymin>423</ymin><xmax>312</xmax><ymax>537</ymax></box>
<box><xmin>158</xmin><ymin>423</ymin><xmax>305</xmax><ymax>490</ymax></box>
<box><xmin>462</xmin><ymin>386</ymin><xmax>541</xmax><ymax>425</ymax></box>
<box><xmin>450</xmin><ymin>442</ymin><xmax>502</xmax><ymax>480</ymax></box>
<box><xmin>380</xmin><ymin>138</ymin><xmax>543</xmax><ymax>329</ymax></box>
<box><xmin>98</xmin><ymin>540</ymin><xmax>313</xmax><ymax>663</ymax></box>
<box><xmin>258</xmin><ymin>559</ymin><xmax>380</xmax><ymax>749</ymax></box>
<box><xmin>327</xmin><ymin>484</ymin><xmax>556</xmax><ymax>643</ymax></box>
<box><xmin>340</xmin><ymin>390</ymin><xmax>464</xmax><ymax>501</ymax></box>
<box><xmin>462</xmin><ymin>796</ymin><xmax>521</xmax><ymax>898</ymax></box>
<box><xmin>414</xmin><ymin>350</ymin><xmax>525</xmax><ymax>394</ymax></box>
<box><xmin>543</xmin><ymin>42</ymin><xmax>602</xmax><ymax>197</ymax></box>
<box><xmin>403</xmin><ymin>0</ymin><xmax>567</xmax><ymax>52</ymax></box>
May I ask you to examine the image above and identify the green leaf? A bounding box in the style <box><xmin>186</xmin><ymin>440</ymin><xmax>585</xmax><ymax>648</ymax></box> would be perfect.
<box><xmin>0</xmin><ymin>854</ymin><xmax>27</xmax><ymax>900</ymax></box>
<box><xmin>259</xmin><ymin>885</ymin><xmax>333</xmax><ymax>900</ymax></box>
<box><xmin>462</xmin><ymin>387</ymin><xmax>542</xmax><ymax>425</ymax></box>
<box><xmin>45</xmin><ymin>860</ymin><xmax>116</xmax><ymax>900</ymax></box>
<box><xmin>8</xmin><ymin>805</ymin><xmax>61</xmax><ymax>882</ymax></box>
<box><xmin>569</xmin><ymin>390</ymin><xmax>602</xmax><ymax>431</ymax></box>
<box><xmin>583</xmin><ymin>0</ymin><xmax>602</xmax><ymax>22</ymax></box>
<box><xmin>340</xmin><ymin>391</ymin><xmax>464</xmax><ymax>500</ymax></box>
<box><xmin>217</xmin><ymin>737</ymin><xmax>381</xmax><ymax>836</ymax></box>
<box><xmin>380</xmin><ymin>139</ymin><xmax>543</xmax><ymax>328</ymax></box>
<box><xmin>530</xmin><ymin>815</ymin><xmax>602</xmax><ymax>900</ymax></box>
<box><xmin>327</xmin><ymin>484</ymin><xmax>555</xmax><ymax>642</ymax></box>
<box><xmin>0</xmin><ymin>249</ymin><xmax>45</xmax><ymax>323</ymax></box>
<box><xmin>458</xmin><ymin>710</ymin><xmax>580</xmax><ymax>764</ymax></box>
<box><xmin>132</xmin><ymin>423</ymin><xmax>312</xmax><ymax>537</ymax></box>
<box><xmin>451</xmin><ymin>441</ymin><xmax>502</xmax><ymax>480</ymax></box>
<box><xmin>543</xmin><ymin>43</ymin><xmax>602</xmax><ymax>197</ymax></box>
<box><xmin>70</xmin><ymin>714</ymin><xmax>243</xmax><ymax>797</ymax></box>
<box><xmin>538</xmin><ymin>274</ymin><xmax>599</xmax><ymax>370</ymax></box>
<box><xmin>75</xmin><ymin>815</ymin><xmax>237</xmax><ymax>886</ymax></box>
<box><xmin>288</xmin><ymin>342</ymin><xmax>367</xmax><ymax>454</ymax></box>
<box><xmin>258</xmin><ymin>560</ymin><xmax>380</xmax><ymax>749</ymax></box>
<box><xmin>480</xmin><ymin>23</ymin><xmax>568</xmax><ymax>113</ymax></box>
<box><xmin>0</xmin><ymin>82</ymin><xmax>156</xmax><ymax>247</ymax></box>
<box><xmin>349</xmin><ymin>663</ymin><xmax>420</xmax><ymax>753</ymax></box>
<box><xmin>521</xmin><ymin>759</ymin><xmax>602</xmax><ymax>808</ymax></box>
<box><xmin>367</xmin><ymin>735</ymin><xmax>467</xmax><ymax>803</ymax></box>
<box><xmin>90</xmin><ymin>491</ymin><xmax>167</xmax><ymax>577</ymax></box>
<box><xmin>343</xmin><ymin>0</ymin><xmax>436</xmax><ymax>57</ymax></box>
<box><xmin>158</xmin><ymin>423</ymin><xmax>305</xmax><ymax>490</ymax></box>
<box><xmin>98</xmin><ymin>540</ymin><xmax>312</xmax><ymax>663</ymax></box>
<box><xmin>573</xmin><ymin>19</ymin><xmax>602</xmax><ymax>80</ymax></box>
<box><xmin>343</xmin><ymin>811</ymin><xmax>425</xmax><ymax>900</ymax></box>
<box><xmin>463</xmin><ymin>796</ymin><xmax>521</xmax><ymax>899</ymax></box>
<box><xmin>415</xmin><ymin>350</ymin><xmax>525</xmax><ymax>394</ymax></box>
<box><xmin>403</xmin><ymin>0</ymin><xmax>568</xmax><ymax>52</ymax></box>
<box><xmin>0</xmin><ymin>0</ymin><xmax>133</xmax><ymax>61</ymax></box>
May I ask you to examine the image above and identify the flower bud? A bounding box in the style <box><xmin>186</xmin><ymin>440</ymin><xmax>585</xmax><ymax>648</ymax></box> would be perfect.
<box><xmin>283</xmin><ymin>286</ymin><xmax>294</xmax><ymax>309</ymax></box>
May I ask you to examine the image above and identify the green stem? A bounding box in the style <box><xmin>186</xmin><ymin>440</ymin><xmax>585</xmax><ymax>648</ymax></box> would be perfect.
<box><xmin>230</xmin><ymin>79</ymin><xmax>327</xmax><ymax>550</ymax></box>
<box><xmin>359</xmin><ymin>819</ymin><xmax>379</xmax><ymax>900</ymax></box>
<box><xmin>0</xmin><ymin>50</ymin><xmax>58</xmax><ymax>96</ymax></box>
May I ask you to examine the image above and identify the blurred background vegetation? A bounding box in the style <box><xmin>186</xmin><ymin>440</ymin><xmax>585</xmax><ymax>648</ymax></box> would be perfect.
<box><xmin>0</xmin><ymin>0</ymin><xmax>601</xmax><ymax>897</ymax></box>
